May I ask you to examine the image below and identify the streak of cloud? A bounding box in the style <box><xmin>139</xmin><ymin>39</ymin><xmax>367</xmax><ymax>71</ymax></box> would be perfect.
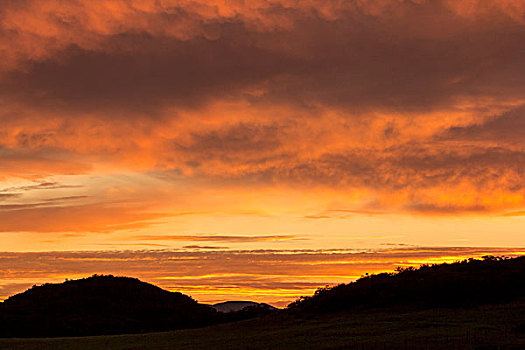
<box><xmin>132</xmin><ymin>235</ymin><xmax>300</xmax><ymax>242</ymax></box>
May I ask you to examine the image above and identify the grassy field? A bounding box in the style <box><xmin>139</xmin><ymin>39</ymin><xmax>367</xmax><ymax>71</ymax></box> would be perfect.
<box><xmin>2</xmin><ymin>302</ymin><xmax>525</xmax><ymax>349</ymax></box>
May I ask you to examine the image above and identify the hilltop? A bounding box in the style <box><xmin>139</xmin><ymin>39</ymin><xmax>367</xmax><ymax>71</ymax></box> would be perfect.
<box><xmin>288</xmin><ymin>255</ymin><xmax>525</xmax><ymax>314</ymax></box>
<box><xmin>0</xmin><ymin>275</ymin><xmax>218</xmax><ymax>337</ymax></box>
<box><xmin>4</xmin><ymin>255</ymin><xmax>525</xmax><ymax>348</ymax></box>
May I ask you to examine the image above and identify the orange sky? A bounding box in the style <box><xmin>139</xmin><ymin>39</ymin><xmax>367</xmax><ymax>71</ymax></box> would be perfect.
<box><xmin>1</xmin><ymin>0</ymin><xmax>525</xmax><ymax>306</ymax></box>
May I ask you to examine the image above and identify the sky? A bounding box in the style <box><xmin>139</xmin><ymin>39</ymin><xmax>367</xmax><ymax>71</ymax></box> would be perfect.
<box><xmin>1</xmin><ymin>0</ymin><xmax>525</xmax><ymax>307</ymax></box>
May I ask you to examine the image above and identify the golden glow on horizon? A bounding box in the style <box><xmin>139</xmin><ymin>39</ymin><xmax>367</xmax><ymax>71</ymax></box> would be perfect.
<box><xmin>1</xmin><ymin>248</ymin><xmax>524</xmax><ymax>307</ymax></box>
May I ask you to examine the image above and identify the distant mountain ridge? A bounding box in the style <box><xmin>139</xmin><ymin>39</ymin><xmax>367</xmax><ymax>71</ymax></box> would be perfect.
<box><xmin>212</xmin><ymin>301</ymin><xmax>277</xmax><ymax>313</ymax></box>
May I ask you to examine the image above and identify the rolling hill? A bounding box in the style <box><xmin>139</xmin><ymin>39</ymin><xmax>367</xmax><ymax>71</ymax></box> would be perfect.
<box><xmin>288</xmin><ymin>255</ymin><xmax>525</xmax><ymax>314</ymax></box>
<box><xmin>0</xmin><ymin>275</ymin><xmax>218</xmax><ymax>337</ymax></box>
<box><xmin>3</xmin><ymin>255</ymin><xmax>525</xmax><ymax>348</ymax></box>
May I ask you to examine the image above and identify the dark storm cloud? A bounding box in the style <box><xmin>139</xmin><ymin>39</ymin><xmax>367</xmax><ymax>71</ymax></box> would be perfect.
<box><xmin>224</xmin><ymin>145</ymin><xmax>524</xmax><ymax>191</ymax></box>
<box><xmin>0</xmin><ymin>34</ymin><xmax>299</xmax><ymax>115</ymax></box>
<box><xmin>177</xmin><ymin>122</ymin><xmax>286</xmax><ymax>165</ymax></box>
<box><xmin>443</xmin><ymin>105</ymin><xmax>525</xmax><ymax>145</ymax></box>
<box><xmin>1</xmin><ymin>0</ymin><xmax>525</xmax><ymax>116</ymax></box>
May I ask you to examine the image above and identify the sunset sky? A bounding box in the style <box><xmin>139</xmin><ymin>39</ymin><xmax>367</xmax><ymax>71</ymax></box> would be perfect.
<box><xmin>1</xmin><ymin>0</ymin><xmax>525</xmax><ymax>307</ymax></box>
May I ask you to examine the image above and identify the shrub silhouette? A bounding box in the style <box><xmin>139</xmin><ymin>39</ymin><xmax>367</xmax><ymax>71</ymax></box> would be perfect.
<box><xmin>288</xmin><ymin>255</ymin><xmax>525</xmax><ymax>313</ymax></box>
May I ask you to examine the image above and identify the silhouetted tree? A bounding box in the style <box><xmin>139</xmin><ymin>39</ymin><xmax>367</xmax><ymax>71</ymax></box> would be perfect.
<box><xmin>288</xmin><ymin>255</ymin><xmax>525</xmax><ymax>314</ymax></box>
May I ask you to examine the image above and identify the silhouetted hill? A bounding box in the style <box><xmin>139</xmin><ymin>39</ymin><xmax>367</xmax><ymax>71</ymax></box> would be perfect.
<box><xmin>0</xmin><ymin>275</ymin><xmax>218</xmax><ymax>337</ymax></box>
<box><xmin>4</xmin><ymin>255</ymin><xmax>525</xmax><ymax>341</ymax></box>
<box><xmin>288</xmin><ymin>255</ymin><xmax>525</xmax><ymax>314</ymax></box>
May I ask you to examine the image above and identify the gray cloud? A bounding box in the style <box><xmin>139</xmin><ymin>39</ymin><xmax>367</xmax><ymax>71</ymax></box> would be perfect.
<box><xmin>1</xmin><ymin>1</ymin><xmax>525</xmax><ymax>116</ymax></box>
<box><xmin>442</xmin><ymin>105</ymin><xmax>525</xmax><ymax>145</ymax></box>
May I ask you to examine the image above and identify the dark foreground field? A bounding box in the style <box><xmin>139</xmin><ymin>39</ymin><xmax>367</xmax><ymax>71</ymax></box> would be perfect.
<box><xmin>2</xmin><ymin>301</ymin><xmax>525</xmax><ymax>350</ymax></box>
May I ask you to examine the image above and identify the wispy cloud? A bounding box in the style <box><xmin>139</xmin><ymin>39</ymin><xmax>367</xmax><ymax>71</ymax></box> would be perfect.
<box><xmin>0</xmin><ymin>193</ymin><xmax>20</xmax><ymax>200</ymax></box>
<box><xmin>0</xmin><ymin>181</ymin><xmax>83</xmax><ymax>193</ymax></box>
<box><xmin>132</xmin><ymin>235</ymin><xmax>301</xmax><ymax>242</ymax></box>
<box><xmin>183</xmin><ymin>245</ymin><xmax>230</xmax><ymax>250</ymax></box>
<box><xmin>0</xmin><ymin>204</ymin><xmax>167</xmax><ymax>232</ymax></box>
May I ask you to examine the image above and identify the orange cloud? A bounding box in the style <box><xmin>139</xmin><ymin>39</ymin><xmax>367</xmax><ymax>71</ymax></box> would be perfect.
<box><xmin>0</xmin><ymin>152</ymin><xmax>90</xmax><ymax>180</ymax></box>
<box><xmin>0</xmin><ymin>203</ymin><xmax>166</xmax><ymax>233</ymax></box>
<box><xmin>0</xmin><ymin>0</ymin><xmax>524</xmax><ymax>230</ymax></box>
<box><xmin>132</xmin><ymin>235</ymin><xmax>300</xmax><ymax>242</ymax></box>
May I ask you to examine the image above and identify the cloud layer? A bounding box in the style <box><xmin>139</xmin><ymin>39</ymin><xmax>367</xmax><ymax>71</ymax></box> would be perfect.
<box><xmin>1</xmin><ymin>0</ymin><xmax>524</xmax><ymax>235</ymax></box>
